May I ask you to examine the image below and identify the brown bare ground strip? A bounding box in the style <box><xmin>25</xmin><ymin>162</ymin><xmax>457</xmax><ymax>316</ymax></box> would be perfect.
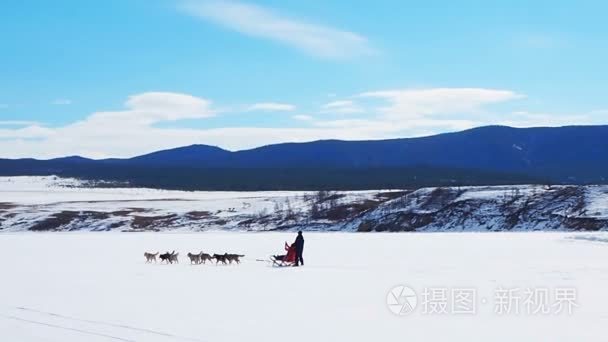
<box><xmin>185</xmin><ymin>211</ymin><xmax>212</xmax><ymax>220</ymax></box>
<box><xmin>131</xmin><ymin>214</ymin><xmax>178</xmax><ymax>229</ymax></box>
<box><xmin>0</xmin><ymin>203</ymin><xmax>17</xmax><ymax>210</ymax></box>
<box><xmin>29</xmin><ymin>211</ymin><xmax>112</xmax><ymax>231</ymax></box>
<box><xmin>29</xmin><ymin>211</ymin><xmax>80</xmax><ymax>231</ymax></box>
<box><xmin>563</xmin><ymin>217</ymin><xmax>607</xmax><ymax>231</ymax></box>
<box><xmin>324</xmin><ymin>200</ymin><xmax>381</xmax><ymax>221</ymax></box>
<box><xmin>111</xmin><ymin>208</ymin><xmax>149</xmax><ymax>217</ymax></box>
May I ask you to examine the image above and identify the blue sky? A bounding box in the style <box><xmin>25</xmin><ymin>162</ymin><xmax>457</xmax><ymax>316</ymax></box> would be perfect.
<box><xmin>1</xmin><ymin>0</ymin><xmax>607</xmax><ymax>158</ymax></box>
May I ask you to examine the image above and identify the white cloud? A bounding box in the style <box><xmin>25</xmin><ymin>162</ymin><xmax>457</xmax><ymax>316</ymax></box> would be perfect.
<box><xmin>360</xmin><ymin>88</ymin><xmax>523</xmax><ymax>120</ymax></box>
<box><xmin>123</xmin><ymin>92</ymin><xmax>214</xmax><ymax>121</ymax></box>
<box><xmin>0</xmin><ymin>125</ymin><xmax>55</xmax><ymax>140</ymax></box>
<box><xmin>311</xmin><ymin>88</ymin><xmax>523</xmax><ymax>137</ymax></box>
<box><xmin>179</xmin><ymin>0</ymin><xmax>374</xmax><ymax>59</ymax></box>
<box><xmin>248</xmin><ymin>102</ymin><xmax>296</xmax><ymax>112</ymax></box>
<box><xmin>320</xmin><ymin>100</ymin><xmax>364</xmax><ymax>114</ymax></box>
<box><xmin>0</xmin><ymin>92</ymin><xmax>216</xmax><ymax>158</ymax></box>
<box><xmin>292</xmin><ymin>114</ymin><xmax>313</xmax><ymax>121</ymax></box>
<box><xmin>79</xmin><ymin>92</ymin><xmax>215</xmax><ymax>128</ymax></box>
<box><xmin>52</xmin><ymin>99</ymin><xmax>72</xmax><ymax>105</ymax></box>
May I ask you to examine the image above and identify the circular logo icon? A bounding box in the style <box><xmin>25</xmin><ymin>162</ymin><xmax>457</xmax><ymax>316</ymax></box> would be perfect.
<box><xmin>387</xmin><ymin>285</ymin><xmax>417</xmax><ymax>316</ymax></box>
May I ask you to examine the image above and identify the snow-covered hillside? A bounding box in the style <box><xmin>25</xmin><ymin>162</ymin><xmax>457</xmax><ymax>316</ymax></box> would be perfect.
<box><xmin>1</xmin><ymin>176</ymin><xmax>607</xmax><ymax>232</ymax></box>
<box><xmin>0</xmin><ymin>176</ymin><xmax>391</xmax><ymax>232</ymax></box>
<box><xmin>349</xmin><ymin>185</ymin><xmax>608</xmax><ymax>232</ymax></box>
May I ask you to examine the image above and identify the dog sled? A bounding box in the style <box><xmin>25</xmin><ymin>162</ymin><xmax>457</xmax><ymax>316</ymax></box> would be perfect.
<box><xmin>270</xmin><ymin>242</ymin><xmax>297</xmax><ymax>267</ymax></box>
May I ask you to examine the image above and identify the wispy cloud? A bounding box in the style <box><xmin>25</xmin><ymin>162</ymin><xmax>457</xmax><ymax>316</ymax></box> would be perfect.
<box><xmin>52</xmin><ymin>99</ymin><xmax>72</xmax><ymax>105</ymax></box>
<box><xmin>359</xmin><ymin>88</ymin><xmax>524</xmax><ymax>119</ymax></box>
<box><xmin>78</xmin><ymin>92</ymin><xmax>215</xmax><ymax>131</ymax></box>
<box><xmin>179</xmin><ymin>0</ymin><xmax>375</xmax><ymax>59</ymax></box>
<box><xmin>293</xmin><ymin>114</ymin><xmax>313</xmax><ymax>121</ymax></box>
<box><xmin>321</xmin><ymin>100</ymin><xmax>364</xmax><ymax>114</ymax></box>
<box><xmin>248</xmin><ymin>102</ymin><xmax>296</xmax><ymax>112</ymax></box>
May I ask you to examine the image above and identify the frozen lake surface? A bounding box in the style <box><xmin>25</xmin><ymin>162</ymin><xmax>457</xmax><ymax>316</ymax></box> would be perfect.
<box><xmin>1</xmin><ymin>232</ymin><xmax>608</xmax><ymax>341</ymax></box>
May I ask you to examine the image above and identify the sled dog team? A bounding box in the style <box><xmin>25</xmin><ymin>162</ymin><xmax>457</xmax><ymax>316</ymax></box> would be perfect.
<box><xmin>144</xmin><ymin>231</ymin><xmax>305</xmax><ymax>267</ymax></box>
<box><xmin>144</xmin><ymin>251</ymin><xmax>244</xmax><ymax>265</ymax></box>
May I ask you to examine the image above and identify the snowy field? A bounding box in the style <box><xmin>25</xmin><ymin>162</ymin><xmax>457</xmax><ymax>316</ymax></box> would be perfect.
<box><xmin>2</xmin><ymin>232</ymin><xmax>608</xmax><ymax>341</ymax></box>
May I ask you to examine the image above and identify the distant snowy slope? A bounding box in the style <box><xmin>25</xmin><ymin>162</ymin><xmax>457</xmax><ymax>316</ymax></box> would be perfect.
<box><xmin>348</xmin><ymin>185</ymin><xmax>608</xmax><ymax>232</ymax></box>
<box><xmin>1</xmin><ymin>176</ymin><xmax>607</xmax><ymax>232</ymax></box>
<box><xmin>0</xmin><ymin>176</ymin><xmax>388</xmax><ymax>232</ymax></box>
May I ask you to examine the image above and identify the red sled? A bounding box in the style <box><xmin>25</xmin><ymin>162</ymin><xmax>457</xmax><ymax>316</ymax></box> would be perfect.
<box><xmin>271</xmin><ymin>242</ymin><xmax>296</xmax><ymax>267</ymax></box>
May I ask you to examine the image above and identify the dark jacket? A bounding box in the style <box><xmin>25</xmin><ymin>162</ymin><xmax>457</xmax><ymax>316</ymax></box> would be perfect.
<box><xmin>294</xmin><ymin>234</ymin><xmax>304</xmax><ymax>252</ymax></box>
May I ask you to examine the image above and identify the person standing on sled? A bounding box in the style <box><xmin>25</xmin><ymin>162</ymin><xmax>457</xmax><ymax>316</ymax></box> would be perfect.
<box><xmin>293</xmin><ymin>231</ymin><xmax>304</xmax><ymax>266</ymax></box>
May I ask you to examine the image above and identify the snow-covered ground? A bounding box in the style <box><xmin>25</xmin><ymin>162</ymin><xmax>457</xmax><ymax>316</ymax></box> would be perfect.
<box><xmin>1</xmin><ymin>232</ymin><xmax>608</xmax><ymax>341</ymax></box>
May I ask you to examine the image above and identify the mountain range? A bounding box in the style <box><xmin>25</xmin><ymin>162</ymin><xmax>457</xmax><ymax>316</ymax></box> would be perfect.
<box><xmin>1</xmin><ymin>125</ymin><xmax>607</xmax><ymax>190</ymax></box>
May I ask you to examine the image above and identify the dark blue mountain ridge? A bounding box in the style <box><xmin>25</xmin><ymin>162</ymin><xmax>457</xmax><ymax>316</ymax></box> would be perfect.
<box><xmin>50</xmin><ymin>156</ymin><xmax>96</xmax><ymax>163</ymax></box>
<box><xmin>126</xmin><ymin>144</ymin><xmax>231</xmax><ymax>165</ymax></box>
<box><xmin>1</xmin><ymin>125</ymin><xmax>607</xmax><ymax>186</ymax></box>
